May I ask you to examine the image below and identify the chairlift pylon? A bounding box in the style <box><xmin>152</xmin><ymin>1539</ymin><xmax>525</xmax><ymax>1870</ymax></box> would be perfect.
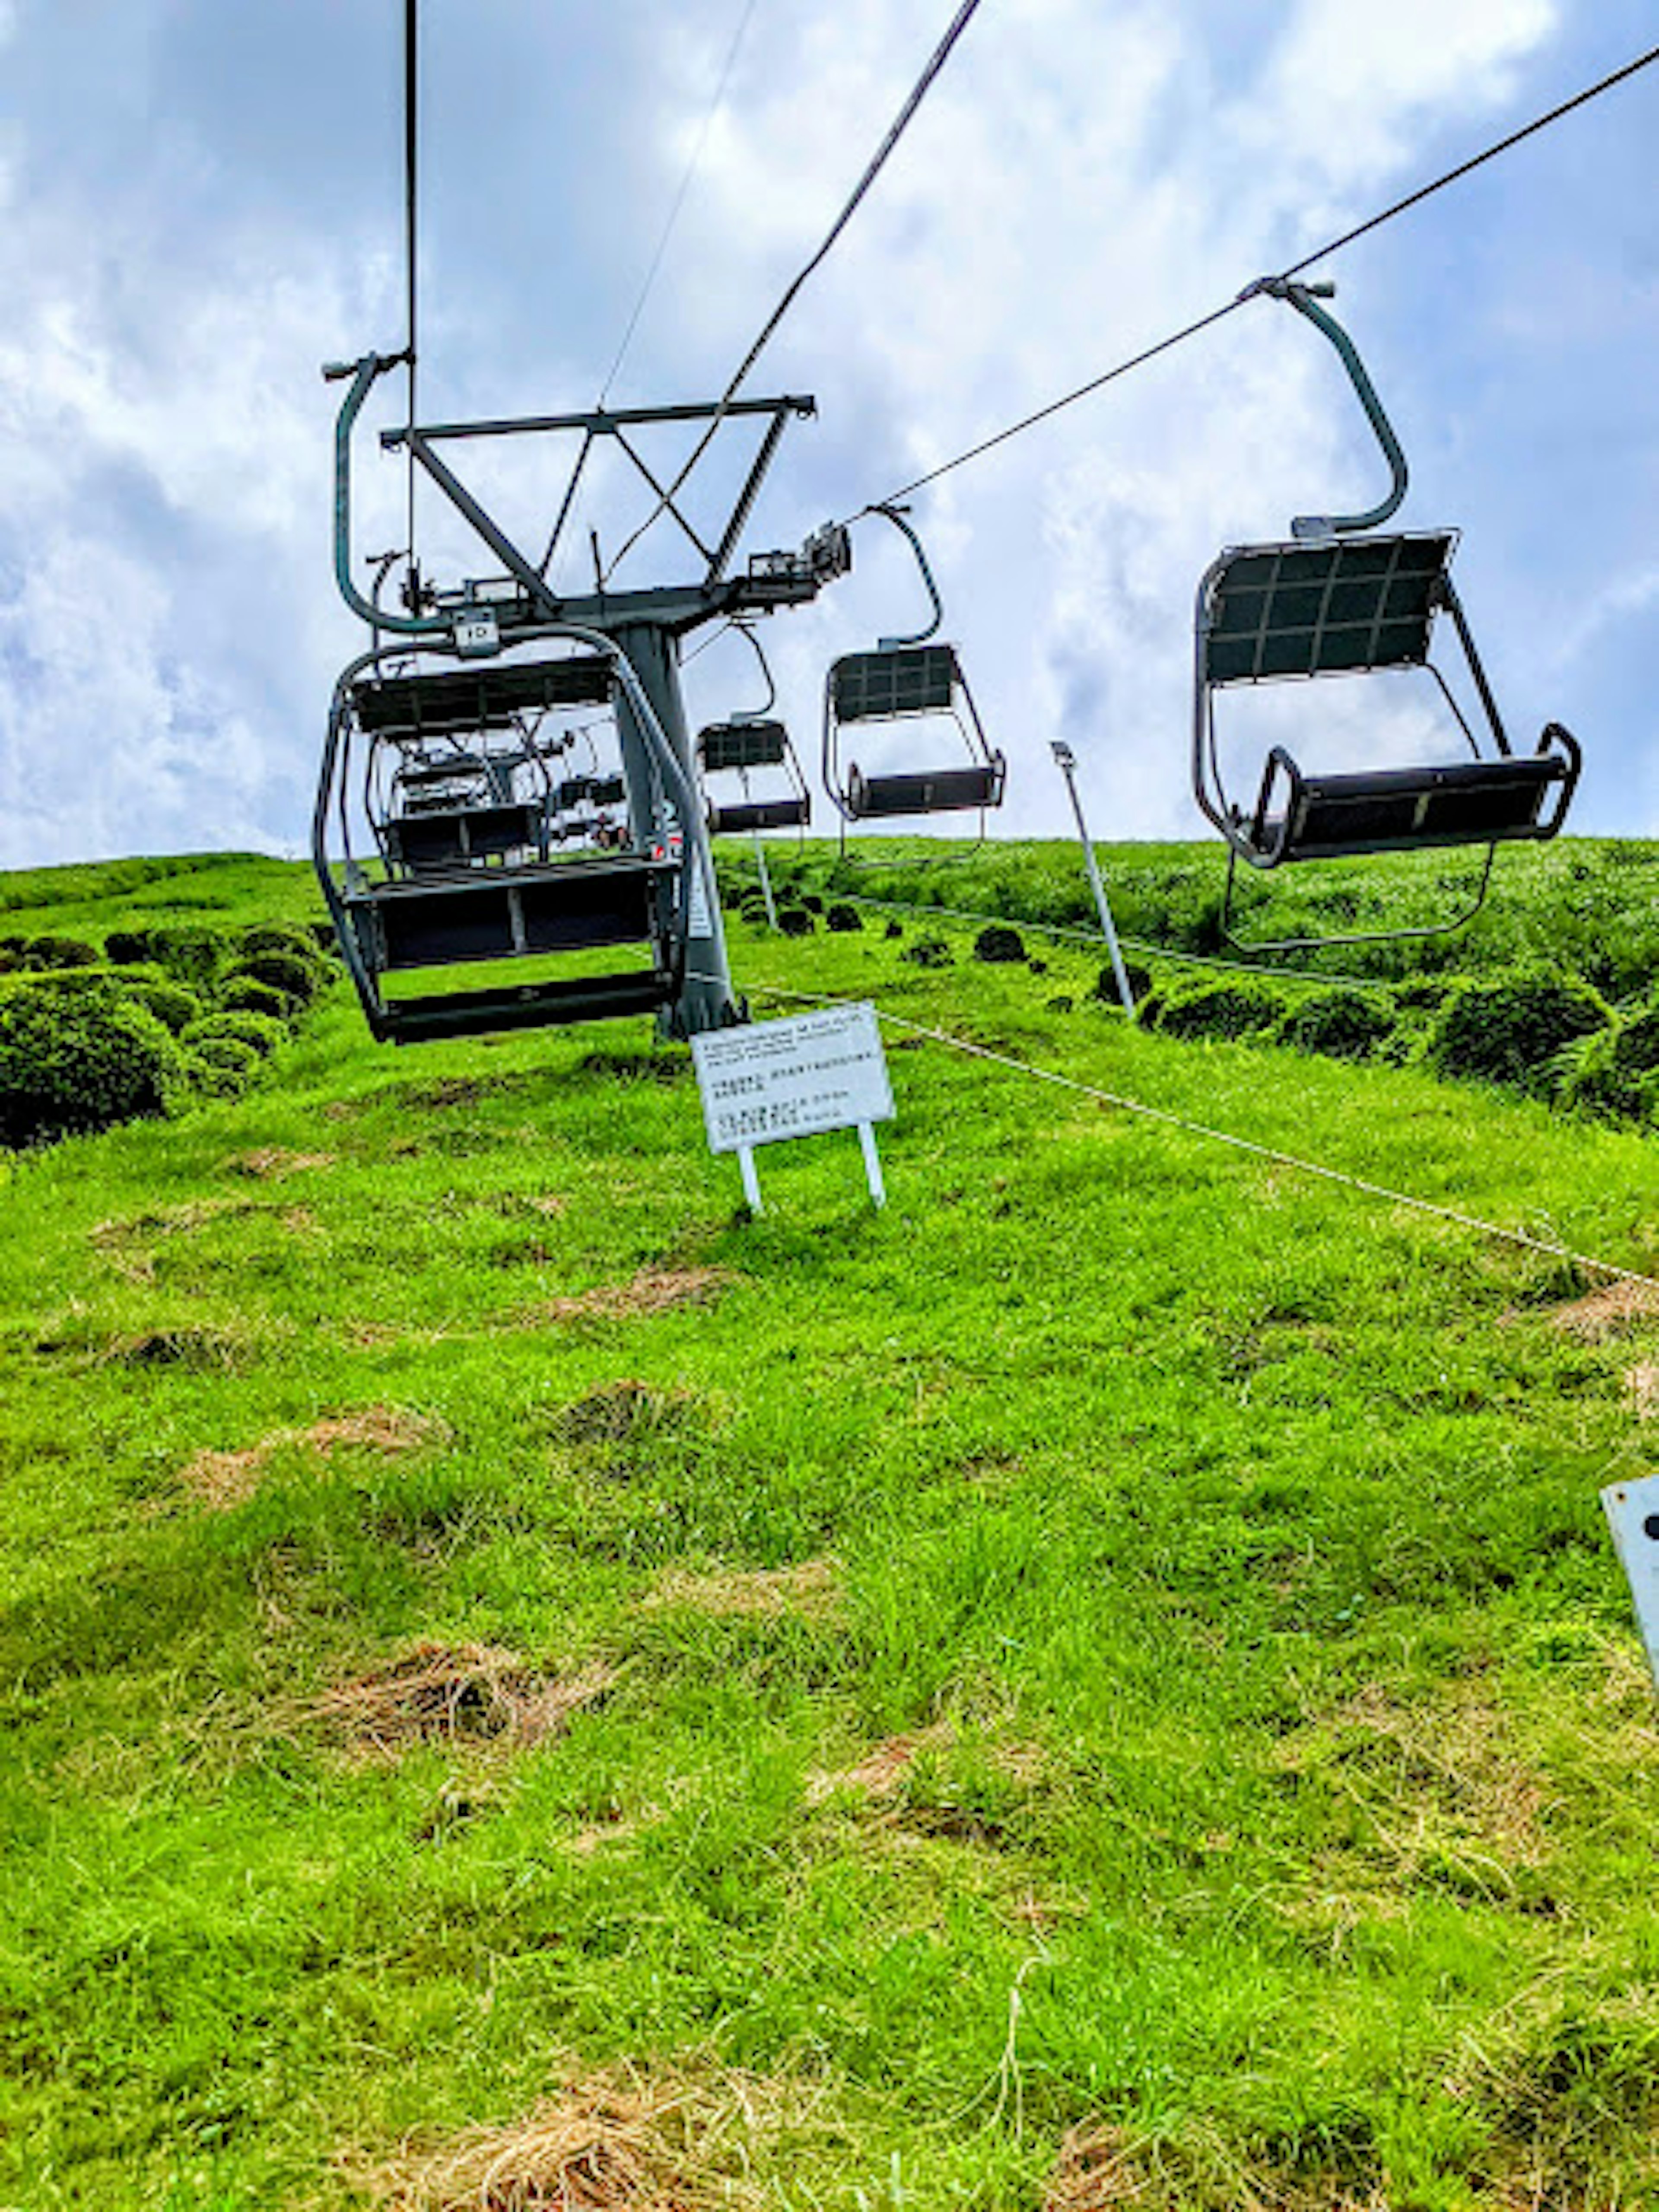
<box><xmin>1192</xmin><ymin>278</ymin><xmax>1580</xmax><ymax>952</ymax></box>
<box><xmin>823</xmin><ymin>504</ymin><xmax>1004</xmax><ymax>848</ymax></box>
<box><xmin>696</xmin><ymin>626</ymin><xmax>811</xmax><ymax>838</ymax></box>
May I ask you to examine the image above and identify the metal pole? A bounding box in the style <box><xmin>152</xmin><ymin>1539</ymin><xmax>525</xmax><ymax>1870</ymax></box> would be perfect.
<box><xmin>750</xmin><ymin>826</ymin><xmax>779</xmax><ymax>930</ymax></box>
<box><xmin>609</xmin><ymin>619</ymin><xmax>741</xmax><ymax>1036</ymax></box>
<box><xmin>1051</xmin><ymin>741</ymin><xmax>1135</xmax><ymax>1015</ymax></box>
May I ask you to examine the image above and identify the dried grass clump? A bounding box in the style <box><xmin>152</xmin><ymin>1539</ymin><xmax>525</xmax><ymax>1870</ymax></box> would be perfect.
<box><xmin>1549</xmin><ymin>1277</ymin><xmax>1659</xmax><ymax>1341</ymax></box>
<box><xmin>227</xmin><ymin>1145</ymin><xmax>336</xmax><ymax>1179</ymax></box>
<box><xmin>295</xmin><ymin>1646</ymin><xmax>614</xmax><ymax>1763</ymax></box>
<box><xmin>1627</xmin><ymin>1362</ymin><xmax>1659</xmax><ymax>1418</ymax></box>
<box><xmin>645</xmin><ymin>1557</ymin><xmax>842</xmax><ymax>1624</ymax></box>
<box><xmin>539</xmin><ymin>1267</ymin><xmax>734</xmax><ymax>1325</ymax></box>
<box><xmin>804</xmin><ymin>1720</ymin><xmax>953</xmax><ymax>1806</ymax></box>
<box><xmin>178</xmin><ymin>1404</ymin><xmax>449</xmax><ymax>1509</ymax></box>
<box><xmin>349</xmin><ymin>2065</ymin><xmax>770</xmax><ymax>2210</ymax></box>
<box><xmin>1042</xmin><ymin>2122</ymin><xmax>1389</xmax><ymax>2212</ymax></box>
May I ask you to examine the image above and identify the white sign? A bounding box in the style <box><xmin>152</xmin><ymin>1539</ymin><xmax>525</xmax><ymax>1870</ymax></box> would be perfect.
<box><xmin>452</xmin><ymin>608</ymin><xmax>500</xmax><ymax>657</ymax></box>
<box><xmin>691</xmin><ymin>1002</ymin><xmax>894</xmax><ymax>1211</ymax></box>
<box><xmin>1603</xmin><ymin>1473</ymin><xmax>1659</xmax><ymax>1687</ymax></box>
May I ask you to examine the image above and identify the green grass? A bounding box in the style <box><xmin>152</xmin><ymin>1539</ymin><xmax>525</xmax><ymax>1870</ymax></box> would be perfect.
<box><xmin>2</xmin><ymin>847</ymin><xmax>1658</xmax><ymax>2209</ymax></box>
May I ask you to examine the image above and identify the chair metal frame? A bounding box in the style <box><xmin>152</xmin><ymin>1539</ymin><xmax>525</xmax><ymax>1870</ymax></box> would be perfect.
<box><xmin>1192</xmin><ymin>279</ymin><xmax>1580</xmax><ymax>952</ymax></box>
<box><xmin>822</xmin><ymin>505</ymin><xmax>1005</xmax><ymax>856</ymax></box>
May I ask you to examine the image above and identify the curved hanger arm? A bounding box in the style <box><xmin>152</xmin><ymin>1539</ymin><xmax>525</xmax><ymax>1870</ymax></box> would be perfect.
<box><xmin>1250</xmin><ymin>278</ymin><xmax>1409</xmax><ymax>539</ymax></box>
<box><xmin>870</xmin><ymin>502</ymin><xmax>944</xmax><ymax>647</ymax></box>
<box><xmin>731</xmin><ymin>623</ymin><xmax>779</xmax><ymax>720</ymax></box>
<box><xmin>322</xmin><ymin>350</ymin><xmax>449</xmax><ymax>635</ymax></box>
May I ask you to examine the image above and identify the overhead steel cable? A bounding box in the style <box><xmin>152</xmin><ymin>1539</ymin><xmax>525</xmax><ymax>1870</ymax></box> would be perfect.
<box><xmin>602</xmin><ymin>0</ymin><xmax>987</xmax><ymax>581</ymax></box>
<box><xmin>404</xmin><ymin>0</ymin><xmax>419</xmax><ymax>567</ymax></box>
<box><xmin>597</xmin><ymin>0</ymin><xmax>761</xmax><ymax>411</ymax></box>
<box><xmin>852</xmin><ymin>35</ymin><xmax>1659</xmax><ymax>518</ymax></box>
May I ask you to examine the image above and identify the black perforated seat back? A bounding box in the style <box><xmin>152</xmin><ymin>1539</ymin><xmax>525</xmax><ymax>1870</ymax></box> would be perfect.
<box><xmin>830</xmin><ymin>645</ymin><xmax>960</xmax><ymax>723</ymax></box>
<box><xmin>1205</xmin><ymin>532</ymin><xmax>1456</xmax><ymax>686</ymax></box>
<box><xmin>698</xmin><ymin>720</ymin><xmax>790</xmax><ymax>772</ymax></box>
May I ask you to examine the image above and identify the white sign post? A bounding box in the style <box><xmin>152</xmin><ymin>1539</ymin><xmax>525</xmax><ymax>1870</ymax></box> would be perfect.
<box><xmin>691</xmin><ymin>1001</ymin><xmax>895</xmax><ymax>1213</ymax></box>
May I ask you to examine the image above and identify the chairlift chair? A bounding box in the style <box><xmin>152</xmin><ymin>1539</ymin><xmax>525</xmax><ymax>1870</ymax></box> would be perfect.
<box><xmin>823</xmin><ymin>505</ymin><xmax>1004</xmax><ymax>846</ymax></box>
<box><xmin>1193</xmin><ymin>279</ymin><xmax>1580</xmax><ymax>950</ymax></box>
<box><xmin>696</xmin><ymin>626</ymin><xmax>811</xmax><ymax>837</ymax></box>
<box><xmin>316</xmin><ymin>637</ymin><xmax>696</xmax><ymax>1042</ymax></box>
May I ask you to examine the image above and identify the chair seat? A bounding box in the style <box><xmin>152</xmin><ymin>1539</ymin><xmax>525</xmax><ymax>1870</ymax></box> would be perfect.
<box><xmin>707</xmin><ymin>796</ymin><xmax>810</xmax><ymax>836</ymax></box>
<box><xmin>353</xmin><ymin>655</ymin><xmax>612</xmax><ymax>740</ymax></box>
<box><xmin>1246</xmin><ymin>744</ymin><xmax>1576</xmax><ymax>866</ymax></box>
<box><xmin>346</xmin><ymin>855</ymin><xmax>676</xmax><ymax>973</ymax></box>
<box><xmin>847</xmin><ymin>761</ymin><xmax>1004</xmax><ymax>819</ymax></box>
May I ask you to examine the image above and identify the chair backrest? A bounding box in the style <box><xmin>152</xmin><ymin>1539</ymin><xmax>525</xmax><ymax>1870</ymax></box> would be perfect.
<box><xmin>1202</xmin><ymin>532</ymin><xmax>1456</xmax><ymax>686</ymax></box>
<box><xmin>830</xmin><ymin>645</ymin><xmax>960</xmax><ymax>724</ymax></box>
<box><xmin>699</xmin><ymin>719</ymin><xmax>790</xmax><ymax>773</ymax></box>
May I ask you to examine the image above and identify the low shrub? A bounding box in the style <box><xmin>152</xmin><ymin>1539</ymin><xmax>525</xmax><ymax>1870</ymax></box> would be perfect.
<box><xmin>901</xmin><ymin>936</ymin><xmax>953</xmax><ymax>969</ymax></box>
<box><xmin>183</xmin><ymin>1035</ymin><xmax>262</xmax><ymax>1098</ymax></box>
<box><xmin>19</xmin><ymin>935</ymin><xmax>101</xmax><ymax>970</ymax></box>
<box><xmin>219</xmin><ymin>976</ymin><xmax>292</xmax><ymax>1022</ymax></box>
<box><xmin>775</xmin><ymin>907</ymin><xmax>815</xmax><ymax>938</ymax></box>
<box><xmin>0</xmin><ymin>978</ymin><xmax>184</xmax><ymax>1146</ymax></box>
<box><xmin>147</xmin><ymin>924</ymin><xmax>231</xmax><ymax>986</ymax></box>
<box><xmin>104</xmin><ymin>929</ymin><xmax>156</xmax><ymax>965</ymax></box>
<box><xmin>826</xmin><ymin>904</ymin><xmax>863</xmax><ymax>934</ymax></box>
<box><xmin>1144</xmin><ymin>978</ymin><xmax>1284</xmax><ymax>1041</ymax></box>
<box><xmin>183</xmin><ymin>1011</ymin><xmax>289</xmax><ymax>1061</ymax></box>
<box><xmin>1427</xmin><ymin>970</ymin><xmax>1611</xmax><ymax>1095</ymax></box>
<box><xmin>1278</xmin><ymin>988</ymin><xmax>1396</xmax><ymax>1061</ymax></box>
<box><xmin>116</xmin><ymin>969</ymin><xmax>206</xmax><ymax>1035</ymax></box>
<box><xmin>227</xmin><ymin>948</ymin><xmax>326</xmax><ymax>1009</ymax></box>
<box><xmin>1093</xmin><ymin>960</ymin><xmax>1153</xmax><ymax>1006</ymax></box>
<box><xmin>1612</xmin><ymin>994</ymin><xmax>1659</xmax><ymax>1081</ymax></box>
<box><xmin>973</xmin><ymin>925</ymin><xmax>1026</xmax><ymax>964</ymax></box>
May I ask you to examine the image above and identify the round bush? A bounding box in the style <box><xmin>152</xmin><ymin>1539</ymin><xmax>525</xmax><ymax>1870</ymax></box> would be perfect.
<box><xmin>1150</xmin><ymin>979</ymin><xmax>1284</xmax><ymax>1042</ymax></box>
<box><xmin>973</xmin><ymin>925</ymin><xmax>1026</xmax><ymax>964</ymax></box>
<box><xmin>147</xmin><ymin>925</ymin><xmax>232</xmax><ymax>985</ymax></box>
<box><xmin>183</xmin><ymin>1035</ymin><xmax>261</xmax><ymax>1097</ymax></box>
<box><xmin>0</xmin><ymin>979</ymin><xmax>185</xmax><ymax>1145</ymax></box>
<box><xmin>1278</xmin><ymin>988</ymin><xmax>1396</xmax><ymax>1061</ymax></box>
<box><xmin>1554</xmin><ymin>1030</ymin><xmax>1641</xmax><ymax>1121</ymax></box>
<box><xmin>219</xmin><ymin>976</ymin><xmax>292</xmax><ymax>1022</ymax></box>
<box><xmin>226</xmin><ymin>948</ymin><xmax>324</xmax><ymax>1008</ymax></box>
<box><xmin>1428</xmin><ymin>971</ymin><xmax>1611</xmax><ymax>1095</ymax></box>
<box><xmin>116</xmin><ymin>969</ymin><xmax>206</xmax><ymax>1034</ymax></box>
<box><xmin>901</xmin><ymin>936</ymin><xmax>953</xmax><ymax>969</ymax></box>
<box><xmin>1613</xmin><ymin>996</ymin><xmax>1659</xmax><ymax>1080</ymax></box>
<box><xmin>1094</xmin><ymin>960</ymin><xmax>1152</xmax><ymax>1006</ymax></box>
<box><xmin>235</xmin><ymin>924</ymin><xmax>321</xmax><ymax>964</ymax></box>
<box><xmin>104</xmin><ymin>929</ymin><xmax>156</xmax><ymax>965</ymax></box>
<box><xmin>183</xmin><ymin>1011</ymin><xmax>289</xmax><ymax>1061</ymax></box>
<box><xmin>19</xmin><ymin>935</ymin><xmax>101</xmax><ymax>970</ymax></box>
<box><xmin>825</xmin><ymin>904</ymin><xmax>863</xmax><ymax>934</ymax></box>
<box><xmin>775</xmin><ymin>906</ymin><xmax>815</xmax><ymax>938</ymax></box>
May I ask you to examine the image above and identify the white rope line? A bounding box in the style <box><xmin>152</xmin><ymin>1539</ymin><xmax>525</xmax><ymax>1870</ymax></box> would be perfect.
<box><xmin>747</xmin><ymin>983</ymin><xmax>1659</xmax><ymax>1294</ymax></box>
<box><xmin>817</xmin><ymin>888</ymin><xmax>1386</xmax><ymax>988</ymax></box>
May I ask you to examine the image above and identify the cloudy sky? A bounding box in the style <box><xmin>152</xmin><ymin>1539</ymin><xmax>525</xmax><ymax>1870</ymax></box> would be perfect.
<box><xmin>0</xmin><ymin>0</ymin><xmax>1655</xmax><ymax>870</ymax></box>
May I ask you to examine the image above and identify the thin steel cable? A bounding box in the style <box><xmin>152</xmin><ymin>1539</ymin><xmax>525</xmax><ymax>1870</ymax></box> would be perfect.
<box><xmin>604</xmin><ymin>0</ymin><xmax>986</xmax><ymax>581</ymax></box>
<box><xmin>597</xmin><ymin>0</ymin><xmax>760</xmax><ymax>410</ymax></box>
<box><xmin>404</xmin><ymin>0</ymin><xmax>419</xmax><ymax>569</ymax></box>
<box><xmin>741</xmin><ymin>981</ymin><xmax>1659</xmax><ymax>1293</ymax></box>
<box><xmin>852</xmin><ymin>37</ymin><xmax>1659</xmax><ymax>517</ymax></box>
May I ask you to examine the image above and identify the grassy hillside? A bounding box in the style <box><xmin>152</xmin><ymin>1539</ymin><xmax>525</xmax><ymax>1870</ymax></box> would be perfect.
<box><xmin>3</xmin><ymin>845</ymin><xmax>1658</xmax><ymax>2210</ymax></box>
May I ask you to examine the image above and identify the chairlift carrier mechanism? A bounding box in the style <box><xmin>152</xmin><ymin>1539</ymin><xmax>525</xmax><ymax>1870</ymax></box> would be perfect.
<box><xmin>1192</xmin><ymin>279</ymin><xmax>1580</xmax><ymax>950</ymax></box>
<box><xmin>315</xmin><ymin>348</ymin><xmax>850</xmax><ymax>1042</ymax></box>
<box><xmin>823</xmin><ymin>503</ymin><xmax>1005</xmax><ymax>841</ymax></box>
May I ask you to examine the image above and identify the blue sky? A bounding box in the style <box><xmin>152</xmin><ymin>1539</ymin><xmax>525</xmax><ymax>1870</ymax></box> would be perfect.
<box><xmin>0</xmin><ymin>0</ymin><xmax>1655</xmax><ymax>868</ymax></box>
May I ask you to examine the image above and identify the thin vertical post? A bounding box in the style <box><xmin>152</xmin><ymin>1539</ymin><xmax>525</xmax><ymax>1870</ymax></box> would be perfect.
<box><xmin>1051</xmin><ymin>740</ymin><xmax>1135</xmax><ymax>1015</ymax></box>
<box><xmin>750</xmin><ymin>828</ymin><xmax>779</xmax><ymax>930</ymax></box>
